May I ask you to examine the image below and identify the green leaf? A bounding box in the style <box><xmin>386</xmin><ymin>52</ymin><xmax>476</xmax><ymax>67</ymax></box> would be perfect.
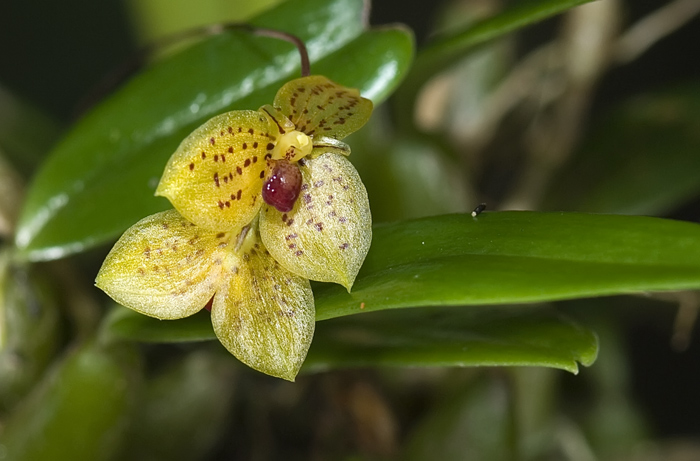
<box><xmin>545</xmin><ymin>83</ymin><xmax>700</xmax><ymax>215</ymax></box>
<box><xmin>316</xmin><ymin>212</ymin><xmax>700</xmax><ymax>319</ymax></box>
<box><xmin>397</xmin><ymin>0</ymin><xmax>595</xmax><ymax>117</ymax></box>
<box><xmin>103</xmin><ymin>304</ymin><xmax>596</xmax><ymax>374</ymax></box>
<box><xmin>305</xmin><ymin>305</ymin><xmax>597</xmax><ymax>374</ymax></box>
<box><xmin>16</xmin><ymin>0</ymin><xmax>414</xmax><ymax>261</ymax></box>
<box><xmin>102</xmin><ymin>306</ymin><xmax>215</xmax><ymax>343</ymax></box>
<box><xmin>103</xmin><ymin>211</ymin><xmax>700</xmax><ymax>354</ymax></box>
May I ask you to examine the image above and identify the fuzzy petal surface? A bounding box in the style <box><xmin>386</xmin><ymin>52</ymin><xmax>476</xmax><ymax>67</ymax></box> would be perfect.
<box><xmin>260</xmin><ymin>153</ymin><xmax>372</xmax><ymax>290</ymax></box>
<box><xmin>156</xmin><ymin>111</ymin><xmax>277</xmax><ymax>232</ymax></box>
<box><xmin>211</xmin><ymin>232</ymin><xmax>315</xmax><ymax>381</ymax></box>
<box><xmin>273</xmin><ymin>76</ymin><xmax>373</xmax><ymax>140</ymax></box>
<box><xmin>96</xmin><ymin>210</ymin><xmax>230</xmax><ymax>319</ymax></box>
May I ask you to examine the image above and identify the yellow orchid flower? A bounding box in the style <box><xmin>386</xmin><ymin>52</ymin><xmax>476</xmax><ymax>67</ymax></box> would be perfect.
<box><xmin>96</xmin><ymin>76</ymin><xmax>373</xmax><ymax>381</ymax></box>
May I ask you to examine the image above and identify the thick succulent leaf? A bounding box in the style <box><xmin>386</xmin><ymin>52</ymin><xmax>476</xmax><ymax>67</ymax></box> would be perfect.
<box><xmin>305</xmin><ymin>305</ymin><xmax>597</xmax><ymax>374</ymax></box>
<box><xmin>105</xmin><ymin>211</ymin><xmax>700</xmax><ymax>345</ymax></box>
<box><xmin>274</xmin><ymin>75</ymin><xmax>373</xmax><ymax>139</ymax></box>
<box><xmin>314</xmin><ymin>212</ymin><xmax>700</xmax><ymax>320</ymax></box>
<box><xmin>96</xmin><ymin>209</ymin><xmax>230</xmax><ymax>319</ymax></box>
<box><xmin>102</xmin><ymin>306</ymin><xmax>215</xmax><ymax>343</ymax></box>
<box><xmin>211</xmin><ymin>231</ymin><xmax>314</xmax><ymax>381</ymax></box>
<box><xmin>15</xmin><ymin>0</ymin><xmax>415</xmax><ymax>261</ymax></box>
<box><xmin>260</xmin><ymin>152</ymin><xmax>371</xmax><ymax>289</ymax></box>
<box><xmin>103</xmin><ymin>304</ymin><xmax>597</xmax><ymax>374</ymax></box>
<box><xmin>156</xmin><ymin>110</ymin><xmax>274</xmax><ymax>231</ymax></box>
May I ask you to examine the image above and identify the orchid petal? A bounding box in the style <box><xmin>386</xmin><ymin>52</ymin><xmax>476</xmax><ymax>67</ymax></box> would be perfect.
<box><xmin>96</xmin><ymin>210</ymin><xmax>230</xmax><ymax>319</ymax></box>
<box><xmin>260</xmin><ymin>153</ymin><xmax>372</xmax><ymax>290</ymax></box>
<box><xmin>273</xmin><ymin>76</ymin><xmax>373</xmax><ymax>140</ymax></box>
<box><xmin>211</xmin><ymin>230</ymin><xmax>314</xmax><ymax>381</ymax></box>
<box><xmin>156</xmin><ymin>111</ymin><xmax>277</xmax><ymax>232</ymax></box>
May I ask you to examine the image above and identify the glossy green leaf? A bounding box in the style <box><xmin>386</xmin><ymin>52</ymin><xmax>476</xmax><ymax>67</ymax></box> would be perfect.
<box><xmin>0</xmin><ymin>341</ymin><xmax>141</xmax><ymax>461</ymax></box>
<box><xmin>315</xmin><ymin>212</ymin><xmax>700</xmax><ymax>319</ymax></box>
<box><xmin>545</xmin><ymin>84</ymin><xmax>700</xmax><ymax>215</ymax></box>
<box><xmin>16</xmin><ymin>0</ymin><xmax>413</xmax><ymax>261</ymax></box>
<box><xmin>102</xmin><ymin>305</ymin><xmax>215</xmax><ymax>343</ymax></box>
<box><xmin>103</xmin><ymin>211</ymin><xmax>700</xmax><ymax>348</ymax></box>
<box><xmin>305</xmin><ymin>306</ymin><xmax>597</xmax><ymax>374</ymax></box>
<box><xmin>104</xmin><ymin>304</ymin><xmax>596</xmax><ymax>374</ymax></box>
<box><xmin>397</xmin><ymin>0</ymin><xmax>595</xmax><ymax>116</ymax></box>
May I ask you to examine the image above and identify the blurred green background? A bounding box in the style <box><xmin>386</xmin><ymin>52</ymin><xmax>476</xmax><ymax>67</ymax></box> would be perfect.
<box><xmin>2</xmin><ymin>0</ymin><xmax>700</xmax><ymax>459</ymax></box>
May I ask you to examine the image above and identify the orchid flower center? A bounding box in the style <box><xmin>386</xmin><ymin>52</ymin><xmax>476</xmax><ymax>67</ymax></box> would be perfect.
<box><xmin>272</xmin><ymin>130</ymin><xmax>312</xmax><ymax>162</ymax></box>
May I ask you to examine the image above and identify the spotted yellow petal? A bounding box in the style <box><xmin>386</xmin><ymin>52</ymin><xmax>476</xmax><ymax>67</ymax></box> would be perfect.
<box><xmin>156</xmin><ymin>111</ymin><xmax>278</xmax><ymax>232</ymax></box>
<box><xmin>260</xmin><ymin>153</ymin><xmax>372</xmax><ymax>290</ymax></box>
<box><xmin>211</xmin><ymin>230</ymin><xmax>314</xmax><ymax>381</ymax></box>
<box><xmin>273</xmin><ymin>75</ymin><xmax>373</xmax><ymax>140</ymax></box>
<box><xmin>96</xmin><ymin>210</ymin><xmax>231</xmax><ymax>319</ymax></box>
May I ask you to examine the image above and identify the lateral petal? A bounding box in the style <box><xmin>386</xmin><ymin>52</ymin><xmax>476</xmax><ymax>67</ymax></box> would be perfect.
<box><xmin>96</xmin><ymin>210</ymin><xmax>230</xmax><ymax>319</ymax></box>
<box><xmin>260</xmin><ymin>153</ymin><xmax>372</xmax><ymax>290</ymax></box>
<box><xmin>273</xmin><ymin>75</ymin><xmax>373</xmax><ymax>140</ymax></box>
<box><xmin>211</xmin><ymin>232</ymin><xmax>314</xmax><ymax>381</ymax></box>
<box><xmin>156</xmin><ymin>110</ymin><xmax>276</xmax><ymax>232</ymax></box>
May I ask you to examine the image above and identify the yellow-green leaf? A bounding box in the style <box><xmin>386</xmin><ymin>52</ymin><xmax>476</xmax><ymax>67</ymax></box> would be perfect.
<box><xmin>96</xmin><ymin>209</ymin><xmax>229</xmax><ymax>319</ymax></box>
<box><xmin>211</xmin><ymin>230</ymin><xmax>314</xmax><ymax>381</ymax></box>
<box><xmin>274</xmin><ymin>75</ymin><xmax>373</xmax><ymax>140</ymax></box>
<box><xmin>260</xmin><ymin>152</ymin><xmax>371</xmax><ymax>290</ymax></box>
<box><xmin>156</xmin><ymin>110</ymin><xmax>276</xmax><ymax>232</ymax></box>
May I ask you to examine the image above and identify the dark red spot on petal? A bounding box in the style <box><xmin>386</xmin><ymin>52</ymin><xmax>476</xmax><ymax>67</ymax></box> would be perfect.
<box><xmin>210</xmin><ymin>137</ymin><xmax>215</xmax><ymax>145</ymax></box>
<box><xmin>244</xmin><ymin>159</ymin><xmax>251</xmax><ymax>167</ymax></box>
<box><xmin>189</xmin><ymin>163</ymin><xmax>195</xmax><ymax>170</ymax></box>
<box><xmin>201</xmin><ymin>152</ymin><xmax>206</xmax><ymax>159</ymax></box>
<box><xmin>267</xmin><ymin>142</ymin><xmax>274</xmax><ymax>150</ymax></box>
<box><xmin>228</xmin><ymin>146</ymin><xmax>233</xmax><ymax>153</ymax></box>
